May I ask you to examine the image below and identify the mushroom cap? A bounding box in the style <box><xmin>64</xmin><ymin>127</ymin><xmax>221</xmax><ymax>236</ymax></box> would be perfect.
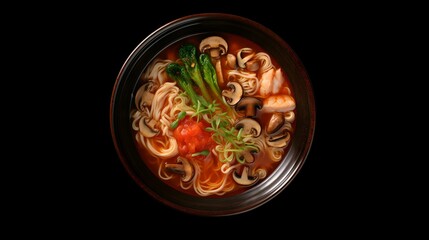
<box><xmin>235</xmin><ymin>118</ymin><xmax>262</xmax><ymax>138</ymax></box>
<box><xmin>177</xmin><ymin>157</ymin><xmax>193</xmax><ymax>182</ymax></box>
<box><xmin>266</xmin><ymin>112</ymin><xmax>285</xmax><ymax>134</ymax></box>
<box><xmin>233</xmin><ymin>166</ymin><xmax>259</xmax><ymax>186</ymax></box>
<box><xmin>199</xmin><ymin>36</ymin><xmax>228</xmax><ymax>56</ymax></box>
<box><xmin>165</xmin><ymin>157</ymin><xmax>194</xmax><ymax>182</ymax></box>
<box><xmin>237</xmin><ymin>150</ymin><xmax>255</xmax><ymax>163</ymax></box>
<box><xmin>266</xmin><ymin>131</ymin><xmax>291</xmax><ymax>148</ymax></box>
<box><xmin>134</xmin><ymin>81</ymin><xmax>157</xmax><ymax>109</ymax></box>
<box><xmin>235</xmin><ymin>97</ymin><xmax>263</xmax><ymax>117</ymax></box>
<box><xmin>139</xmin><ymin>116</ymin><xmax>159</xmax><ymax>138</ymax></box>
<box><xmin>222</xmin><ymin>81</ymin><xmax>243</xmax><ymax>106</ymax></box>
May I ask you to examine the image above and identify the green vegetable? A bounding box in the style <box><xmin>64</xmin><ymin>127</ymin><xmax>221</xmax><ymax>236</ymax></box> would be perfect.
<box><xmin>191</xmin><ymin>150</ymin><xmax>210</xmax><ymax>157</ymax></box>
<box><xmin>199</xmin><ymin>53</ymin><xmax>222</xmax><ymax>101</ymax></box>
<box><xmin>179</xmin><ymin>44</ymin><xmax>212</xmax><ymax>102</ymax></box>
<box><xmin>166</xmin><ymin>62</ymin><xmax>204</xmax><ymax>107</ymax></box>
<box><xmin>177</xmin><ymin>111</ymin><xmax>187</xmax><ymax>120</ymax></box>
<box><xmin>199</xmin><ymin>52</ymin><xmax>236</xmax><ymax>117</ymax></box>
<box><xmin>192</xmin><ymin>99</ymin><xmax>219</xmax><ymax>122</ymax></box>
<box><xmin>170</xmin><ymin>111</ymin><xmax>187</xmax><ymax>129</ymax></box>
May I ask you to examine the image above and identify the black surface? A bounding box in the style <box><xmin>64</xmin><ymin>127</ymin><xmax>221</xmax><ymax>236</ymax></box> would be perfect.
<box><xmin>14</xmin><ymin>2</ymin><xmax>410</xmax><ymax>236</ymax></box>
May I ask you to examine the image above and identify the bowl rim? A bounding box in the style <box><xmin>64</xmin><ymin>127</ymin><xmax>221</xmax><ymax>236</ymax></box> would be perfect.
<box><xmin>110</xmin><ymin>12</ymin><xmax>316</xmax><ymax>216</ymax></box>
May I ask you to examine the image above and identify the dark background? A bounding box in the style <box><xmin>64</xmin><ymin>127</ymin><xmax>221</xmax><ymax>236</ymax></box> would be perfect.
<box><xmin>12</xmin><ymin>1</ymin><xmax>417</xmax><ymax>236</ymax></box>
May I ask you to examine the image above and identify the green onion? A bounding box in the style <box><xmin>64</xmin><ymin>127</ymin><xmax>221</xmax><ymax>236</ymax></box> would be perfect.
<box><xmin>170</xmin><ymin>111</ymin><xmax>187</xmax><ymax>129</ymax></box>
<box><xmin>170</xmin><ymin>119</ymin><xmax>179</xmax><ymax>129</ymax></box>
<box><xmin>191</xmin><ymin>150</ymin><xmax>210</xmax><ymax>157</ymax></box>
<box><xmin>178</xmin><ymin>111</ymin><xmax>186</xmax><ymax>120</ymax></box>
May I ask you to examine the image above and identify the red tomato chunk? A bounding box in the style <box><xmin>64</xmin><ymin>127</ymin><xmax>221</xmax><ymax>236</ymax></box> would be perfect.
<box><xmin>173</xmin><ymin>116</ymin><xmax>215</xmax><ymax>158</ymax></box>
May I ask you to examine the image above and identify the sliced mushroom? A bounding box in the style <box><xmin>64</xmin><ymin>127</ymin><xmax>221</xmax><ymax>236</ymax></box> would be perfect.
<box><xmin>134</xmin><ymin>81</ymin><xmax>157</xmax><ymax>110</ymax></box>
<box><xmin>235</xmin><ymin>97</ymin><xmax>263</xmax><ymax>118</ymax></box>
<box><xmin>200</xmin><ymin>36</ymin><xmax>228</xmax><ymax>59</ymax></box>
<box><xmin>199</xmin><ymin>36</ymin><xmax>228</xmax><ymax>85</ymax></box>
<box><xmin>266</xmin><ymin>112</ymin><xmax>285</xmax><ymax>134</ymax></box>
<box><xmin>266</xmin><ymin>131</ymin><xmax>291</xmax><ymax>148</ymax></box>
<box><xmin>233</xmin><ymin>166</ymin><xmax>259</xmax><ymax>186</ymax></box>
<box><xmin>235</xmin><ymin>118</ymin><xmax>261</xmax><ymax>137</ymax></box>
<box><xmin>139</xmin><ymin>116</ymin><xmax>159</xmax><ymax>138</ymax></box>
<box><xmin>165</xmin><ymin>156</ymin><xmax>194</xmax><ymax>182</ymax></box>
<box><xmin>237</xmin><ymin>150</ymin><xmax>255</xmax><ymax>163</ymax></box>
<box><xmin>222</xmin><ymin>81</ymin><xmax>243</xmax><ymax>106</ymax></box>
<box><xmin>266</xmin><ymin>117</ymin><xmax>292</xmax><ymax>148</ymax></box>
<box><xmin>268</xmin><ymin>120</ymin><xmax>292</xmax><ymax>136</ymax></box>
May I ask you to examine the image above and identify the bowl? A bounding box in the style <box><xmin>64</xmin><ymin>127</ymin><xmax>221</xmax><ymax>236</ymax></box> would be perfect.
<box><xmin>110</xmin><ymin>13</ymin><xmax>316</xmax><ymax>216</ymax></box>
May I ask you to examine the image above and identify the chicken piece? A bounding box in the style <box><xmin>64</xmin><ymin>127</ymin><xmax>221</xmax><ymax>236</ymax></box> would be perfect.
<box><xmin>258</xmin><ymin>68</ymin><xmax>275</xmax><ymax>97</ymax></box>
<box><xmin>272</xmin><ymin>68</ymin><xmax>285</xmax><ymax>94</ymax></box>
<box><xmin>262</xmin><ymin>95</ymin><xmax>296</xmax><ymax>113</ymax></box>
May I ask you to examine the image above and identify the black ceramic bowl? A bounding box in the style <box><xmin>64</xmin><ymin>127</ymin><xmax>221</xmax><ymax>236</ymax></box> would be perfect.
<box><xmin>110</xmin><ymin>13</ymin><xmax>315</xmax><ymax>216</ymax></box>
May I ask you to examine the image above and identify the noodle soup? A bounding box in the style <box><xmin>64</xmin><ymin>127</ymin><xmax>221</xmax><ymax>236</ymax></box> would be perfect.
<box><xmin>131</xmin><ymin>33</ymin><xmax>296</xmax><ymax>197</ymax></box>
